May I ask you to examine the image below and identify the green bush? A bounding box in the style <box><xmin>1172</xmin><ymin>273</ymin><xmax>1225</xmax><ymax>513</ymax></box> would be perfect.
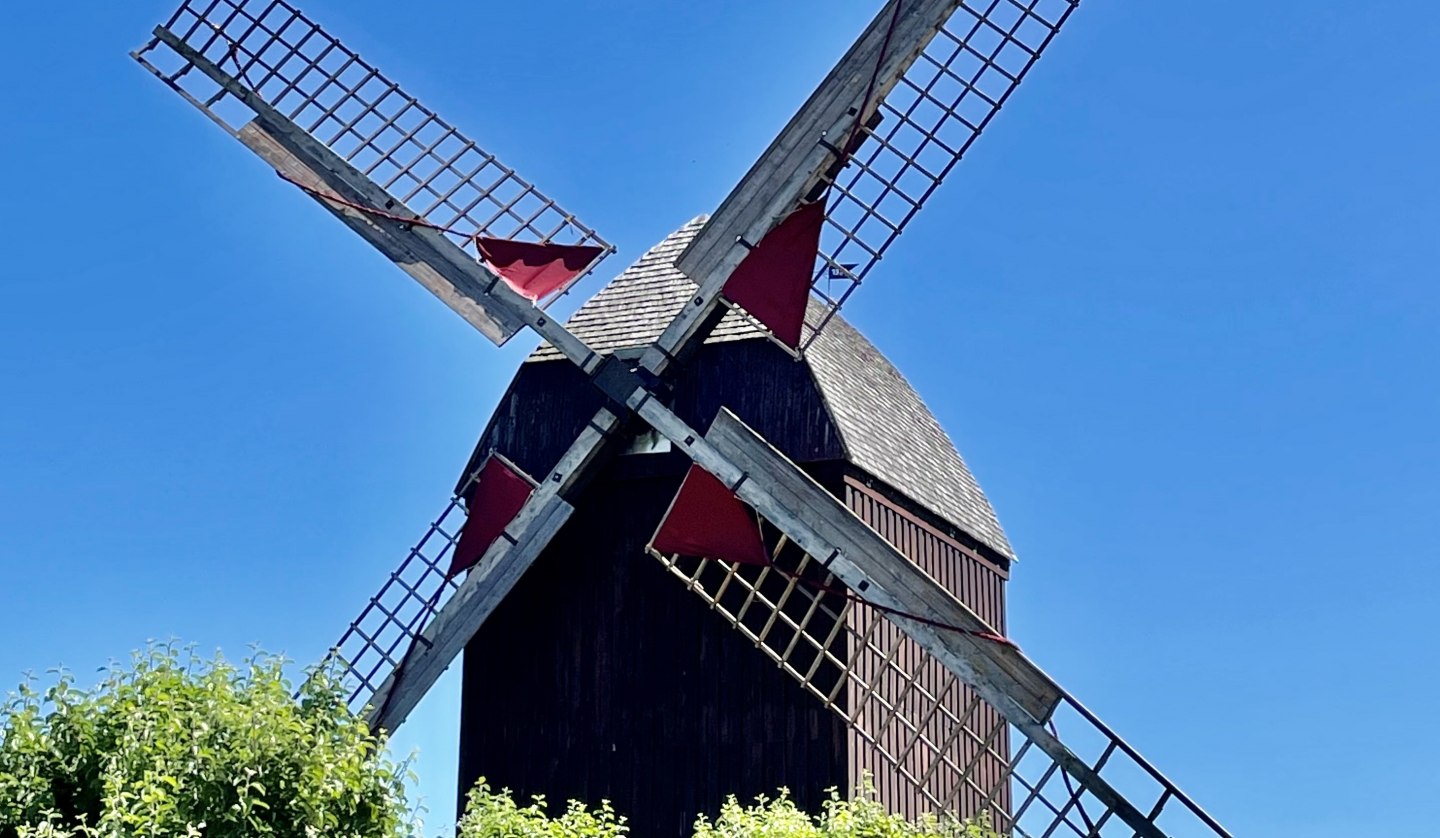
<box><xmin>693</xmin><ymin>784</ymin><xmax>1000</xmax><ymax>838</ymax></box>
<box><xmin>0</xmin><ymin>644</ymin><xmax>413</xmax><ymax>838</ymax></box>
<box><xmin>456</xmin><ymin>779</ymin><xmax>626</xmax><ymax>838</ymax></box>
<box><xmin>1</xmin><ymin>643</ymin><xmax>997</xmax><ymax>838</ymax></box>
<box><xmin>456</xmin><ymin>779</ymin><xmax>996</xmax><ymax>838</ymax></box>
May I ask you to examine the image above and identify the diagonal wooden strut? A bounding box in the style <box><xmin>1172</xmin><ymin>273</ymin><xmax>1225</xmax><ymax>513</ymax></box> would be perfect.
<box><xmin>364</xmin><ymin>491</ymin><xmax>573</xmax><ymax>731</ymax></box>
<box><xmin>363</xmin><ymin>407</ymin><xmax>624</xmax><ymax>732</ymax></box>
<box><xmin>136</xmin><ymin>3</ymin><xmax>1227</xmax><ymax>833</ymax></box>
<box><xmin>629</xmin><ymin>407</ymin><xmax>1171</xmax><ymax>838</ymax></box>
<box><xmin>151</xmin><ymin>27</ymin><xmax>602</xmax><ymax>367</ymax></box>
<box><xmin>645</xmin><ymin>0</ymin><xmax>963</xmax><ymax>373</ymax></box>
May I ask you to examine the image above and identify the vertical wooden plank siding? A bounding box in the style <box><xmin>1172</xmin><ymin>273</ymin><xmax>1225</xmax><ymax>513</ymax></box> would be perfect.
<box><xmin>458</xmin><ymin>342</ymin><xmax>851</xmax><ymax>835</ymax></box>
<box><xmin>460</xmin><ymin>471</ymin><xmax>849</xmax><ymax>836</ymax></box>
<box><xmin>843</xmin><ymin>476</ymin><xmax>1011</xmax><ymax>823</ymax></box>
<box><xmin>456</xmin><ymin>334</ymin><xmax>1016</xmax><ymax>831</ymax></box>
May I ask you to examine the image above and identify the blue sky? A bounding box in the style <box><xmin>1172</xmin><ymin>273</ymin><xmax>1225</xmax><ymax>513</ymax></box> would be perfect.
<box><xmin>3</xmin><ymin>1</ymin><xmax>1438</xmax><ymax>834</ymax></box>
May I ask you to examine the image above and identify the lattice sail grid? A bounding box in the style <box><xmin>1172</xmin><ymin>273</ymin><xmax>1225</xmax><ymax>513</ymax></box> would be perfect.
<box><xmin>325</xmin><ymin>485</ymin><xmax>470</xmax><ymax>714</ymax></box>
<box><xmin>133</xmin><ymin>0</ymin><xmax>612</xmax><ymax>295</ymax></box>
<box><xmin>649</xmin><ymin>531</ymin><xmax>1229</xmax><ymax>837</ymax></box>
<box><xmin>803</xmin><ymin>0</ymin><xmax>1080</xmax><ymax>350</ymax></box>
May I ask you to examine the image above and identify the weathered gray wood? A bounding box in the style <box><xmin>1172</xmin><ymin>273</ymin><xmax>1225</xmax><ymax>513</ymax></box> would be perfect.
<box><xmin>634</xmin><ymin>404</ymin><xmax>1165</xmax><ymax>838</ymax></box>
<box><xmin>365</xmin><ymin>407</ymin><xmax>625</xmax><ymax>732</ymax></box>
<box><xmin>156</xmin><ymin>28</ymin><xmax>603</xmax><ymax>374</ymax></box>
<box><xmin>365</xmin><ymin>490</ymin><xmax>573</xmax><ymax>732</ymax></box>
<box><xmin>641</xmin><ymin>0</ymin><xmax>960</xmax><ymax>374</ymax></box>
<box><xmin>696</xmin><ymin>407</ymin><xmax>1057</xmax><ymax>720</ymax></box>
<box><xmin>238</xmin><ymin>123</ymin><xmax>526</xmax><ymax>344</ymax></box>
<box><xmin>541</xmin><ymin>406</ymin><xmax>628</xmax><ymax>497</ymax></box>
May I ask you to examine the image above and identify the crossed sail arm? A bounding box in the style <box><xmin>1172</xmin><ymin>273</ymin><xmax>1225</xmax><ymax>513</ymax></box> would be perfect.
<box><xmin>134</xmin><ymin>0</ymin><xmax>613</xmax><ymax>346</ymax></box>
<box><xmin>134</xmin><ymin>1</ymin><xmax>1231</xmax><ymax>836</ymax></box>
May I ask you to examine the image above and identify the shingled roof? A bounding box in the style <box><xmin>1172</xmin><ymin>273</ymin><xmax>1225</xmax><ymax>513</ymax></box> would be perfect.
<box><xmin>529</xmin><ymin>218</ymin><xmax>1015</xmax><ymax>560</ymax></box>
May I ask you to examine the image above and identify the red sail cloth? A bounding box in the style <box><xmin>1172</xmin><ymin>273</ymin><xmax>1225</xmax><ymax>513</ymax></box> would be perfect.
<box><xmin>475</xmin><ymin>237</ymin><xmax>605</xmax><ymax>301</ymax></box>
<box><xmin>652</xmin><ymin>465</ymin><xmax>770</xmax><ymax>566</ymax></box>
<box><xmin>721</xmin><ymin>200</ymin><xmax>826</xmax><ymax>348</ymax></box>
<box><xmin>447</xmin><ymin>456</ymin><xmax>535</xmax><ymax>579</ymax></box>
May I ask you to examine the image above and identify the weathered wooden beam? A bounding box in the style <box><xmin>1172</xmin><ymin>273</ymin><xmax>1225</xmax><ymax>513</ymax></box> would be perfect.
<box><xmin>641</xmin><ymin>0</ymin><xmax>960</xmax><ymax>374</ymax></box>
<box><xmin>237</xmin><ymin>123</ymin><xmax>527</xmax><ymax>344</ymax></box>
<box><xmin>364</xmin><ymin>490</ymin><xmax>572</xmax><ymax>733</ymax></box>
<box><xmin>153</xmin><ymin>27</ymin><xmax>602</xmax><ymax>373</ymax></box>
<box><xmin>629</xmin><ymin>403</ymin><xmax>1165</xmax><ymax>838</ymax></box>
<box><xmin>700</xmin><ymin>409</ymin><xmax>1057</xmax><ymax>720</ymax></box>
<box><xmin>622</xmin><ymin>396</ymin><xmax>1055</xmax><ymax>718</ymax></box>
<box><xmin>365</xmin><ymin>407</ymin><xmax>625</xmax><ymax>732</ymax></box>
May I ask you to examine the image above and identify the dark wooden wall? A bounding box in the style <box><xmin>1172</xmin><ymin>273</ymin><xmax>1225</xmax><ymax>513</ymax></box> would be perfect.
<box><xmin>459</xmin><ymin>462</ymin><xmax>849</xmax><ymax>837</ymax></box>
<box><xmin>460</xmin><ymin>340</ymin><xmax>844</xmax><ymax>497</ymax></box>
<box><xmin>459</xmin><ymin>341</ymin><xmax>849</xmax><ymax>837</ymax></box>
<box><xmin>457</xmin><ymin>338</ymin><xmax>1009</xmax><ymax>834</ymax></box>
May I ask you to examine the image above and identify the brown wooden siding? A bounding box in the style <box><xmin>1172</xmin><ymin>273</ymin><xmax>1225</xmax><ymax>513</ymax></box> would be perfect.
<box><xmin>459</xmin><ymin>466</ymin><xmax>849</xmax><ymax>837</ymax></box>
<box><xmin>456</xmin><ymin>336</ymin><xmax>1010</xmax><ymax>833</ymax></box>
<box><xmin>459</xmin><ymin>341</ymin><xmax>850</xmax><ymax>837</ymax></box>
<box><xmin>844</xmin><ymin>475</ymin><xmax>1011</xmax><ymax>824</ymax></box>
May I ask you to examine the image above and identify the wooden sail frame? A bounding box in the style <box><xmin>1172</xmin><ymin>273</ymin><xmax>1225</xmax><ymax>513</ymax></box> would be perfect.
<box><xmin>131</xmin><ymin>1</ymin><xmax>1232</xmax><ymax>835</ymax></box>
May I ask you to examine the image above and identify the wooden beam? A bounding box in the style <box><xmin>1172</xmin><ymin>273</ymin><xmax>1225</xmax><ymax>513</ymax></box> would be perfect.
<box><xmin>365</xmin><ymin>407</ymin><xmax>625</xmax><ymax>732</ymax></box>
<box><xmin>154</xmin><ymin>28</ymin><xmax>603</xmax><ymax>374</ymax></box>
<box><xmin>702</xmin><ymin>409</ymin><xmax>1057</xmax><ymax>719</ymax></box>
<box><xmin>631</xmin><ymin>403</ymin><xmax>1165</xmax><ymax>838</ymax></box>
<box><xmin>238</xmin><ymin>123</ymin><xmax>527</xmax><ymax>344</ymax></box>
<box><xmin>365</xmin><ymin>489</ymin><xmax>573</xmax><ymax>733</ymax></box>
<box><xmin>640</xmin><ymin>0</ymin><xmax>960</xmax><ymax>374</ymax></box>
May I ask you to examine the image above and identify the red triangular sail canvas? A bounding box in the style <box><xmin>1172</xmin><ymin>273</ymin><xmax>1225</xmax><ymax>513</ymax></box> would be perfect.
<box><xmin>475</xmin><ymin>237</ymin><xmax>605</xmax><ymax>301</ymax></box>
<box><xmin>447</xmin><ymin>456</ymin><xmax>535</xmax><ymax>578</ymax></box>
<box><xmin>652</xmin><ymin>464</ymin><xmax>770</xmax><ymax>566</ymax></box>
<box><xmin>721</xmin><ymin>200</ymin><xmax>825</xmax><ymax>348</ymax></box>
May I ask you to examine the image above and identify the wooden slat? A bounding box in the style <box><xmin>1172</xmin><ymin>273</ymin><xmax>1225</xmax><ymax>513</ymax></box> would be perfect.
<box><xmin>631</xmin><ymin>403</ymin><xmax>1165</xmax><ymax>838</ymax></box>
<box><xmin>155</xmin><ymin>28</ymin><xmax>602</xmax><ymax>372</ymax></box>
<box><xmin>700</xmin><ymin>409</ymin><xmax>1057</xmax><ymax>721</ymax></box>
<box><xmin>366</xmin><ymin>407</ymin><xmax>624</xmax><ymax>731</ymax></box>
<box><xmin>641</xmin><ymin>0</ymin><xmax>961</xmax><ymax>373</ymax></box>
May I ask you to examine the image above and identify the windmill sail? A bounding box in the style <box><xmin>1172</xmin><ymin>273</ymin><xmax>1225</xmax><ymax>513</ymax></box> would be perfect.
<box><xmin>134</xmin><ymin>2</ymin><xmax>1234</xmax><ymax>833</ymax></box>
<box><xmin>804</xmin><ymin>0</ymin><xmax>1079</xmax><ymax>349</ymax></box>
<box><xmin>647</xmin><ymin>541</ymin><xmax>1231</xmax><ymax>837</ymax></box>
<box><xmin>332</xmin><ymin>410</ymin><xmax>625</xmax><ymax>731</ymax></box>
<box><xmin>647</xmin><ymin>409</ymin><xmax>1230</xmax><ymax>838</ymax></box>
<box><xmin>660</xmin><ymin>0</ymin><xmax>1079</xmax><ymax>358</ymax></box>
<box><xmin>133</xmin><ymin>0</ymin><xmax>613</xmax><ymax>343</ymax></box>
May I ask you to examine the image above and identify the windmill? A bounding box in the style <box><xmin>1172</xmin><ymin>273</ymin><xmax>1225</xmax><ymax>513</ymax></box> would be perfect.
<box><xmin>132</xmin><ymin>2</ymin><xmax>1232</xmax><ymax>836</ymax></box>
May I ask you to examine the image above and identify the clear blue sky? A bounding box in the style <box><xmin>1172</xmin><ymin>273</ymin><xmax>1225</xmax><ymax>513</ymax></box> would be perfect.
<box><xmin>3</xmin><ymin>2</ymin><xmax>1437</xmax><ymax>834</ymax></box>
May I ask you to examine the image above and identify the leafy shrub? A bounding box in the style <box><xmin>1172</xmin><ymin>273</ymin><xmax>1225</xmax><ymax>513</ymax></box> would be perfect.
<box><xmin>0</xmin><ymin>643</ymin><xmax>413</xmax><ymax>838</ymax></box>
<box><xmin>455</xmin><ymin>778</ymin><xmax>994</xmax><ymax>838</ymax></box>
<box><xmin>456</xmin><ymin>779</ymin><xmax>626</xmax><ymax>838</ymax></box>
<box><xmin>692</xmin><ymin>783</ymin><xmax>1000</xmax><ymax>838</ymax></box>
<box><xmin>0</xmin><ymin>643</ymin><xmax>997</xmax><ymax>838</ymax></box>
